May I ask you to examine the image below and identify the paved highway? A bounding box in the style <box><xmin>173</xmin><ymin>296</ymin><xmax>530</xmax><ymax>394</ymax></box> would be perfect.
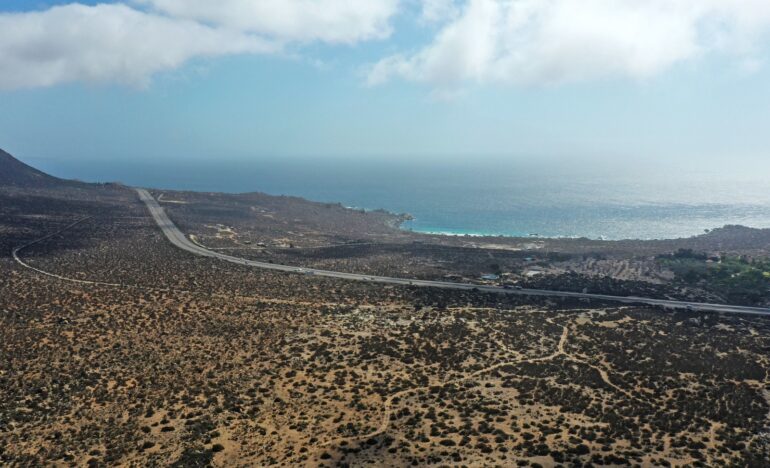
<box><xmin>137</xmin><ymin>188</ymin><xmax>770</xmax><ymax>316</ymax></box>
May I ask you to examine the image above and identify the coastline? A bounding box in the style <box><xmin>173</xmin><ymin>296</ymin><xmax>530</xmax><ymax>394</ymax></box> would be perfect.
<box><xmin>401</xmin><ymin>220</ymin><xmax>768</xmax><ymax>243</ymax></box>
<box><xmin>26</xmin><ymin>155</ymin><xmax>770</xmax><ymax>244</ymax></box>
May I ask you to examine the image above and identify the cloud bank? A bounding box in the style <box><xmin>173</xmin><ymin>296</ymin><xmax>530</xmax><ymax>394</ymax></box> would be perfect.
<box><xmin>135</xmin><ymin>0</ymin><xmax>399</xmax><ymax>44</ymax></box>
<box><xmin>369</xmin><ymin>0</ymin><xmax>770</xmax><ymax>87</ymax></box>
<box><xmin>0</xmin><ymin>3</ymin><xmax>275</xmax><ymax>90</ymax></box>
<box><xmin>3</xmin><ymin>1</ymin><xmax>770</xmax><ymax>91</ymax></box>
<box><xmin>0</xmin><ymin>1</ymin><xmax>399</xmax><ymax>90</ymax></box>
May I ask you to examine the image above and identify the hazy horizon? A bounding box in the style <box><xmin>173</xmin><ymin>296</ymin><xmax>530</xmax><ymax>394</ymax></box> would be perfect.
<box><xmin>3</xmin><ymin>1</ymin><xmax>770</xmax><ymax>239</ymax></box>
<box><xmin>2</xmin><ymin>1</ymin><xmax>770</xmax><ymax>167</ymax></box>
<box><xmin>19</xmin><ymin>152</ymin><xmax>770</xmax><ymax>241</ymax></box>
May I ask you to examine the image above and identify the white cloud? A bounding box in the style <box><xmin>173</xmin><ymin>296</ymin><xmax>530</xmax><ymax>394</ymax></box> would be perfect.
<box><xmin>5</xmin><ymin>0</ymin><xmax>770</xmax><ymax>91</ymax></box>
<box><xmin>369</xmin><ymin>0</ymin><xmax>770</xmax><ymax>87</ymax></box>
<box><xmin>0</xmin><ymin>1</ymin><xmax>402</xmax><ymax>90</ymax></box>
<box><xmin>0</xmin><ymin>3</ymin><xmax>275</xmax><ymax>90</ymax></box>
<box><xmin>420</xmin><ymin>0</ymin><xmax>460</xmax><ymax>24</ymax></box>
<box><xmin>135</xmin><ymin>0</ymin><xmax>400</xmax><ymax>44</ymax></box>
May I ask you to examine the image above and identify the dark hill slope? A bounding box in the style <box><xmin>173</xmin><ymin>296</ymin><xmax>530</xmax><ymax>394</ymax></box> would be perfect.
<box><xmin>0</xmin><ymin>148</ymin><xmax>132</xmax><ymax>218</ymax></box>
<box><xmin>0</xmin><ymin>148</ymin><xmax>70</xmax><ymax>187</ymax></box>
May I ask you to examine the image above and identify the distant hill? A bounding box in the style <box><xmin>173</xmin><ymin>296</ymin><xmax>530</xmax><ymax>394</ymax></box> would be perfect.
<box><xmin>0</xmin><ymin>148</ymin><xmax>78</xmax><ymax>187</ymax></box>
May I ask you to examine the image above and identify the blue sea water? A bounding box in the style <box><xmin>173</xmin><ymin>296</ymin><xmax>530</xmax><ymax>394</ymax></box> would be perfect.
<box><xmin>31</xmin><ymin>156</ymin><xmax>770</xmax><ymax>241</ymax></box>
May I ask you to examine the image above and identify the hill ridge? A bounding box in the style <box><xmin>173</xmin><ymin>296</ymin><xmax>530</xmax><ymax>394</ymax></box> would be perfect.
<box><xmin>0</xmin><ymin>148</ymin><xmax>71</xmax><ymax>187</ymax></box>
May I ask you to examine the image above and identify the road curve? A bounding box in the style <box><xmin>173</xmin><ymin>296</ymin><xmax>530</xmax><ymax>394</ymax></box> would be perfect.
<box><xmin>137</xmin><ymin>188</ymin><xmax>770</xmax><ymax>317</ymax></box>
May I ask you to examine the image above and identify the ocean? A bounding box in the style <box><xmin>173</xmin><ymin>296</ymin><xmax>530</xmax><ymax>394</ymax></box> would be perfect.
<box><xmin>32</xmin><ymin>156</ymin><xmax>770</xmax><ymax>241</ymax></box>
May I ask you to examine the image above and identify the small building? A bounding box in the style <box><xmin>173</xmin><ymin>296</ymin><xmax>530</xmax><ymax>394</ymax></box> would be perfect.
<box><xmin>524</xmin><ymin>267</ymin><xmax>545</xmax><ymax>277</ymax></box>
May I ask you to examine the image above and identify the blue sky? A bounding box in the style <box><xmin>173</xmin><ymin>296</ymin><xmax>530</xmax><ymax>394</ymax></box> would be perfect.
<box><xmin>1</xmin><ymin>0</ymin><xmax>770</xmax><ymax>169</ymax></box>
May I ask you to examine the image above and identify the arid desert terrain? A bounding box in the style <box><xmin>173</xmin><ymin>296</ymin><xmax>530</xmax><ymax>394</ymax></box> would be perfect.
<box><xmin>2</xmin><ymin>149</ymin><xmax>769</xmax><ymax>467</ymax></box>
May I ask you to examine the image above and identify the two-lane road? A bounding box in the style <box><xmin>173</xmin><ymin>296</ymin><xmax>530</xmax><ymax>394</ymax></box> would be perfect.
<box><xmin>137</xmin><ymin>188</ymin><xmax>770</xmax><ymax>316</ymax></box>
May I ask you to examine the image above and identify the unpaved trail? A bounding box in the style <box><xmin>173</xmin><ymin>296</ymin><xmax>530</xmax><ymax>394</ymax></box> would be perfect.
<box><xmin>11</xmin><ymin>216</ymin><xmax>122</xmax><ymax>287</ymax></box>
<box><xmin>312</xmin><ymin>316</ymin><xmax>650</xmax><ymax>464</ymax></box>
<box><xmin>11</xmin><ymin>215</ymin><xmax>362</xmax><ymax>309</ymax></box>
<box><xmin>312</xmin><ymin>321</ymin><xmax>571</xmax><ymax>462</ymax></box>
